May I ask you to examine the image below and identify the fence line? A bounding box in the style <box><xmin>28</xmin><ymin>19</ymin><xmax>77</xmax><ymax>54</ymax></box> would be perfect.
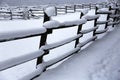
<box><xmin>0</xmin><ymin>2</ymin><xmax>120</xmax><ymax>80</ymax></box>
<box><xmin>0</xmin><ymin>2</ymin><xmax>115</xmax><ymax>20</ymax></box>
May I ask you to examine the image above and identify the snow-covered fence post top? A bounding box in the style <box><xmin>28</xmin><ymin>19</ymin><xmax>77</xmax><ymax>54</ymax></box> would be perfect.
<box><xmin>37</xmin><ymin>6</ymin><xmax>56</xmax><ymax>65</ymax></box>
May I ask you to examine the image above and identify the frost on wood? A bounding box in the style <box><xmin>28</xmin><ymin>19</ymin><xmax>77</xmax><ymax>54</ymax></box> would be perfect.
<box><xmin>20</xmin><ymin>64</ymin><xmax>46</xmax><ymax>80</ymax></box>
<box><xmin>97</xmin><ymin>8</ymin><xmax>113</xmax><ymax>14</ymax></box>
<box><xmin>0</xmin><ymin>50</ymin><xmax>44</xmax><ymax>71</ymax></box>
<box><xmin>43</xmin><ymin>20</ymin><xmax>60</xmax><ymax>29</ymax></box>
<box><xmin>82</xmin><ymin>15</ymin><xmax>100</xmax><ymax>21</ymax></box>
<box><xmin>0</xmin><ymin>27</ymin><xmax>46</xmax><ymax>42</ymax></box>
<box><xmin>61</xmin><ymin>18</ymin><xmax>87</xmax><ymax>26</ymax></box>
<box><xmin>80</xmin><ymin>26</ymin><xmax>98</xmax><ymax>34</ymax></box>
<box><xmin>95</xmin><ymin>28</ymin><xmax>108</xmax><ymax>34</ymax></box>
<box><xmin>77</xmin><ymin>36</ymin><xmax>97</xmax><ymax>47</ymax></box>
<box><xmin>79</xmin><ymin>9</ymin><xmax>89</xmax><ymax>15</ymax></box>
<box><xmin>108</xmin><ymin>21</ymin><xmax>120</xmax><ymax>26</ymax></box>
<box><xmin>43</xmin><ymin>18</ymin><xmax>87</xmax><ymax>29</ymax></box>
<box><xmin>41</xmin><ymin>34</ymin><xmax>83</xmax><ymax>50</ymax></box>
<box><xmin>96</xmin><ymin>20</ymin><xmax>110</xmax><ymax>24</ymax></box>
<box><xmin>110</xmin><ymin>14</ymin><xmax>120</xmax><ymax>18</ymax></box>
<box><xmin>44</xmin><ymin>6</ymin><xmax>56</xmax><ymax>17</ymax></box>
<box><xmin>44</xmin><ymin>47</ymin><xmax>80</xmax><ymax>67</ymax></box>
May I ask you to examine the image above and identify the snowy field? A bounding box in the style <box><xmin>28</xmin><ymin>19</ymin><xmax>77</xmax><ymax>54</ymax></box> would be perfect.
<box><xmin>35</xmin><ymin>24</ymin><xmax>120</xmax><ymax>80</ymax></box>
<box><xmin>0</xmin><ymin>5</ymin><xmax>119</xmax><ymax>80</ymax></box>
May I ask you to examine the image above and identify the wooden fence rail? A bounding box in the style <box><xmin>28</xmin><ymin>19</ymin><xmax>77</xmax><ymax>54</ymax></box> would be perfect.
<box><xmin>0</xmin><ymin>2</ymin><xmax>120</xmax><ymax>80</ymax></box>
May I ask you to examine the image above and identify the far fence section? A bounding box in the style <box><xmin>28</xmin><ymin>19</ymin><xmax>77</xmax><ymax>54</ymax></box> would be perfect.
<box><xmin>0</xmin><ymin>2</ymin><xmax>120</xmax><ymax>80</ymax></box>
<box><xmin>0</xmin><ymin>2</ymin><xmax>118</xmax><ymax>20</ymax></box>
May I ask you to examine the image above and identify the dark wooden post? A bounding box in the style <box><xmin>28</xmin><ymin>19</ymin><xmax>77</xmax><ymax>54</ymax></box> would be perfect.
<box><xmin>10</xmin><ymin>10</ymin><xmax>13</xmax><ymax>20</ymax></box>
<box><xmin>36</xmin><ymin>12</ymin><xmax>52</xmax><ymax>65</ymax></box>
<box><xmin>112</xmin><ymin>5</ymin><xmax>118</xmax><ymax>27</ymax></box>
<box><xmin>74</xmin><ymin>5</ymin><xmax>76</xmax><ymax>12</ymax></box>
<box><xmin>65</xmin><ymin>6</ymin><xmax>67</xmax><ymax>13</ymax></box>
<box><xmin>93</xmin><ymin>6</ymin><xmax>98</xmax><ymax>36</ymax></box>
<box><xmin>55</xmin><ymin>7</ymin><xmax>57</xmax><ymax>16</ymax></box>
<box><xmin>75</xmin><ymin>12</ymin><xmax>84</xmax><ymax>47</ymax></box>
<box><xmin>82</xmin><ymin>4</ymin><xmax>84</xmax><ymax>9</ymax></box>
<box><xmin>105</xmin><ymin>6</ymin><xmax>111</xmax><ymax>29</ymax></box>
<box><xmin>89</xmin><ymin>3</ymin><xmax>91</xmax><ymax>10</ymax></box>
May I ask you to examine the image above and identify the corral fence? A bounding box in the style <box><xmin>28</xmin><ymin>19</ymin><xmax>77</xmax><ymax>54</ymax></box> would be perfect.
<box><xmin>0</xmin><ymin>2</ymin><xmax>120</xmax><ymax>80</ymax></box>
<box><xmin>0</xmin><ymin>2</ymin><xmax>119</xmax><ymax>20</ymax></box>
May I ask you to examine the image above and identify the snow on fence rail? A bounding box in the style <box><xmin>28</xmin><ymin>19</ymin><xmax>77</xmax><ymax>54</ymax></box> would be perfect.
<box><xmin>0</xmin><ymin>3</ymin><xmax>120</xmax><ymax>80</ymax></box>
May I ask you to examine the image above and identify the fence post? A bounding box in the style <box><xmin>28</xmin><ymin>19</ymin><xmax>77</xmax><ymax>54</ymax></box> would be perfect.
<box><xmin>93</xmin><ymin>6</ymin><xmax>98</xmax><ymax>36</ymax></box>
<box><xmin>74</xmin><ymin>5</ymin><xmax>76</xmax><ymax>12</ymax></box>
<box><xmin>55</xmin><ymin>7</ymin><xmax>57</xmax><ymax>15</ymax></box>
<box><xmin>105</xmin><ymin>6</ymin><xmax>111</xmax><ymax>28</ymax></box>
<box><xmin>75</xmin><ymin>12</ymin><xmax>84</xmax><ymax>47</ymax></box>
<box><xmin>36</xmin><ymin>12</ymin><xmax>52</xmax><ymax>65</ymax></box>
<box><xmin>10</xmin><ymin>10</ymin><xmax>12</xmax><ymax>20</ymax></box>
<box><xmin>65</xmin><ymin>6</ymin><xmax>67</xmax><ymax>13</ymax></box>
<box><xmin>112</xmin><ymin>5</ymin><xmax>118</xmax><ymax>27</ymax></box>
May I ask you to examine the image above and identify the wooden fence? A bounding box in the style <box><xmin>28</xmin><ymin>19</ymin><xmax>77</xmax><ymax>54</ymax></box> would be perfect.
<box><xmin>0</xmin><ymin>2</ymin><xmax>116</xmax><ymax>20</ymax></box>
<box><xmin>0</xmin><ymin>2</ymin><xmax>120</xmax><ymax>80</ymax></box>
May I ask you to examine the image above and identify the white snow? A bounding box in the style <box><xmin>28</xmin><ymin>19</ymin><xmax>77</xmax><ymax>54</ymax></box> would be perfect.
<box><xmin>82</xmin><ymin>15</ymin><xmax>100</xmax><ymax>21</ymax></box>
<box><xmin>97</xmin><ymin>8</ymin><xmax>113</xmax><ymax>14</ymax></box>
<box><xmin>0</xmin><ymin>50</ymin><xmax>44</xmax><ymax>71</ymax></box>
<box><xmin>0</xmin><ymin>5</ymin><xmax>120</xmax><ymax>80</ymax></box>
<box><xmin>0</xmin><ymin>27</ymin><xmax>46</xmax><ymax>42</ymax></box>
<box><xmin>43</xmin><ymin>20</ymin><xmax>60</xmax><ymax>29</ymax></box>
<box><xmin>80</xmin><ymin>26</ymin><xmax>98</xmax><ymax>34</ymax></box>
<box><xmin>34</xmin><ymin>24</ymin><xmax>120</xmax><ymax>80</ymax></box>
<box><xmin>44</xmin><ymin>6</ymin><xmax>56</xmax><ymax>17</ymax></box>
<box><xmin>79</xmin><ymin>9</ymin><xmax>89</xmax><ymax>15</ymax></box>
<box><xmin>95</xmin><ymin>28</ymin><xmax>108</xmax><ymax>34</ymax></box>
<box><xmin>61</xmin><ymin>18</ymin><xmax>87</xmax><ymax>26</ymax></box>
<box><xmin>41</xmin><ymin>34</ymin><xmax>82</xmax><ymax>50</ymax></box>
<box><xmin>96</xmin><ymin>20</ymin><xmax>110</xmax><ymax>24</ymax></box>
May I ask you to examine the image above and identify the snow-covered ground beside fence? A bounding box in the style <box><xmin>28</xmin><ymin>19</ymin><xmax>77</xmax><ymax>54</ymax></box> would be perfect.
<box><xmin>0</xmin><ymin>6</ymin><xmax>119</xmax><ymax>80</ymax></box>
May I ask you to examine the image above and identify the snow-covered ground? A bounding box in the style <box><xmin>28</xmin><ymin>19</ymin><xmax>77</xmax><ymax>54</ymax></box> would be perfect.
<box><xmin>0</xmin><ymin>0</ymin><xmax>108</xmax><ymax>6</ymax></box>
<box><xmin>0</xmin><ymin>5</ymin><xmax>119</xmax><ymax>80</ymax></box>
<box><xmin>34</xmin><ymin>24</ymin><xmax>120</xmax><ymax>80</ymax></box>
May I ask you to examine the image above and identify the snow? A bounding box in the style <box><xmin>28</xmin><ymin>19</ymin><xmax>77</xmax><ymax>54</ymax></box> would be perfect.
<box><xmin>41</xmin><ymin>34</ymin><xmax>82</xmax><ymax>50</ymax></box>
<box><xmin>0</xmin><ymin>5</ymin><xmax>120</xmax><ymax>80</ymax></box>
<box><xmin>43</xmin><ymin>12</ymin><xmax>87</xmax><ymax>29</ymax></box>
<box><xmin>44</xmin><ymin>6</ymin><xmax>56</xmax><ymax>17</ymax></box>
<box><xmin>0</xmin><ymin>50</ymin><xmax>44</xmax><ymax>71</ymax></box>
<box><xmin>43</xmin><ymin>20</ymin><xmax>60</xmax><ymax>29</ymax></box>
<box><xmin>0</xmin><ymin>27</ymin><xmax>46</xmax><ymax>42</ymax></box>
<box><xmin>77</xmin><ymin>36</ymin><xmax>97</xmax><ymax>47</ymax></box>
<box><xmin>96</xmin><ymin>20</ymin><xmax>110</xmax><ymax>24</ymax></box>
<box><xmin>110</xmin><ymin>14</ymin><xmax>120</xmax><ymax>18</ymax></box>
<box><xmin>20</xmin><ymin>64</ymin><xmax>46</xmax><ymax>80</ymax></box>
<box><xmin>79</xmin><ymin>9</ymin><xmax>89</xmax><ymax>15</ymax></box>
<box><xmin>95</xmin><ymin>28</ymin><xmax>108</xmax><ymax>34</ymax></box>
<box><xmin>97</xmin><ymin>8</ymin><xmax>113</xmax><ymax>14</ymax></box>
<box><xmin>82</xmin><ymin>15</ymin><xmax>100</xmax><ymax>21</ymax></box>
<box><xmin>61</xmin><ymin>18</ymin><xmax>87</xmax><ymax>26</ymax></box>
<box><xmin>0</xmin><ymin>0</ymin><xmax>108</xmax><ymax>6</ymax></box>
<box><xmin>80</xmin><ymin>26</ymin><xmax>98</xmax><ymax>34</ymax></box>
<box><xmin>34</xmin><ymin>24</ymin><xmax>120</xmax><ymax>80</ymax></box>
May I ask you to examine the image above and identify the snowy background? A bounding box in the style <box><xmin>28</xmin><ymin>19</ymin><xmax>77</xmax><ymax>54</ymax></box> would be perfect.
<box><xmin>0</xmin><ymin>0</ymin><xmax>120</xmax><ymax>80</ymax></box>
<box><xmin>0</xmin><ymin>0</ymin><xmax>108</xmax><ymax>6</ymax></box>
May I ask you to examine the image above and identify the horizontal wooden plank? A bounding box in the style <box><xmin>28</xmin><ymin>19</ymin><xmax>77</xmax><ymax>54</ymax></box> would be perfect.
<box><xmin>80</xmin><ymin>26</ymin><xmax>98</xmax><ymax>34</ymax></box>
